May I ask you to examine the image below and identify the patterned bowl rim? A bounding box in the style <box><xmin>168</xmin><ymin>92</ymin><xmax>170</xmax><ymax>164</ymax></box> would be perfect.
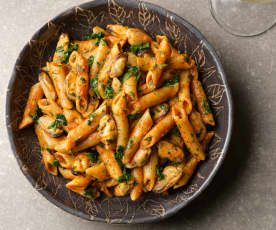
<box><xmin>6</xmin><ymin>0</ymin><xmax>233</xmax><ymax>224</ymax></box>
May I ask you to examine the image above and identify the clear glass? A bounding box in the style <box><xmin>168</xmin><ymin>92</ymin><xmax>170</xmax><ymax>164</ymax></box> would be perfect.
<box><xmin>209</xmin><ymin>0</ymin><xmax>276</xmax><ymax>37</ymax></box>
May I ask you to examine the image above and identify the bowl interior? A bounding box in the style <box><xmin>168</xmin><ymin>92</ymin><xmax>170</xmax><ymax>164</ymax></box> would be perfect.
<box><xmin>6</xmin><ymin>0</ymin><xmax>232</xmax><ymax>224</ymax></box>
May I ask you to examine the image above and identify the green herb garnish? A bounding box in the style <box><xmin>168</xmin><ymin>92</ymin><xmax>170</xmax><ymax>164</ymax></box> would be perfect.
<box><xmin>118</xmin><ymin>167</ymin><xmax>132</xmax><ymax>183</ymax></box>
<box><xmin>87</xmin><ymin>150</ymin><xmax>99</xmax><ymax>163</ymax></box>
<box><xmin>80</xmin><ymin>77</ymin><xmax>86</xmax><ymax>82</ymax></box>
<box><xmin>115</xmin><ymin>145</ymin><xmax>124</xmax><ymax>167</ymax></box>
<box><xmin>172</xmin><ymin>126</ymin><xmax>181</xmax><ymax>137</ymax></box>
<box><xmin>87</xmin><ymin>32</ymin><xmax>105</xmax><ymax>46</ymax></box>
<box><xmin>104</xmin><ymin>79</ymin><xmax>114</xmax><ymax>99</ymax></box>
<box><xmin>128</xmin><ymin>113</ymin><xmax>141</xmax><ymax>122</ymax></box>
<box><xmin>90</xmin><ymin>76</ymin><xmax>100</xmax><ymax>98</ymax></box>
<box><xmin>29</xmin><ymin>105</ymin><xmax>42</xmax><ymax>123</ymax></box>
<box><xmin>163</xmin><ymin>74</ymin><xmax>179</xmax><ymax>86</ymax></box>
<box><xmin>48</xmin><ymin>113</ymin><xmax>67</xmax><ymax>131</ymax></box>
<box><xmin>88</xmin><ymin>55</ymin><xmax>94</xmax><ymax>66</ymax></box>
<box><xmin>61</xmin><ymin>42</ymin><xmax>79</xmax><ymax>63</ymax></box>
<box><xmin>126</xmin><ymin>138</ymin><xmax>133</xmax><ymax>150</ymax></box>
<box><xmin>50</xmin><ymin>159</ymin><xmax>59</xmax><ymax>167</ymax></box>
<box><xmin>129</xmin><ymin>42</ymin><xmax>150</xmax><ymax>55</ymax></box>
<box><xmin>122</xmin><ymin>66</ymin><xmax>140</xmax><ymax>83</ymax></box>
<box><xmin>156</xmin><ymin>166</ymin><xmax>165</xmax><ymax>181</ymax></box>
<box><xmin>202</xmin><ymin>98</ymin><xmax>211</xmax><ymax>115</ymax></box>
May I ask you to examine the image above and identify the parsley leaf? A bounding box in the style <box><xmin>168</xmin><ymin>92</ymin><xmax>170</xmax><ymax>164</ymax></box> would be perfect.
<box><xmin>48</xmin><ymin>113</ymin><xmax>67</xmax><ymax>131</ymax></box>
<box><xmin>202</xmin><ymin>98</ymin><xmax>212</xmax><ymax>115</ymax></box>
<box><xmin>29</xmin><ymin>105</ymin><xmax>42</xmax><ymax>123</ymax></box>
<box><xmin>156</xmin><ymin>166</ymin><xmax>165</xmax><ymax>181</ymax></box>
<box><xmin>126</xmin><ymin>138</ymin><xmax>133</xmax><ymax>150</ymax></box>
<box><xmin>163</xmin><ymin>74</ymin><xmax>179</xmax><ymax>86</ymax></box>
<box><xmin>129</xmin><ymin>42</ymin><xmax>150</xmax><ymax>55</ymax></box>
<box><xmin>118</xmin><ymin>167</ymin><xmax>132</xmax><ymax>183</ymax></box>
<box><xmin>87</xmin><ymin>32</ymin><xmax>105</xmax><ymax>46</ymax></box>
<box><xmin>122</xmin><ymin>66</ymin><xmax>140</xmax><ymax>83</ymax></box>
<box><xmin>104</xmin><ymin>79</ymin><xmax>114</xmax><ymax>99</ymax></box>
<box><xmin>50</xmin><ymin>159</ymin><xmax>59</xmax><ymax>167</ymax></box>
<box><xmin>127</xmin><ymin>113</ymin><xmax>141</xmax><ymax>122</ymax></box>
<box><xmin>87</xmin><ymin>150</ymin><xmax>99</xmax><ymax>163</ymax></box>
<box><xmin>88</xmin><ymin>55</ymin><xmax>94</xmax><ymax>66</ymax></box>
<box><xmin>90</xmin><ymin>76</ymin><xmax>100</xmax><ymax>98</ymax></box>
<box><xmin>115</xmin><ymin>145</ymin><xmax>124</xmax><ymax>167</ymax></box>
<box><xmin>172</xmin><ymin>126</ymin><xmax>181</xmax><ymax>137</ymax></box>
<box><xmin>62</xmin><ymin>42</ymin><xmax>79</xmax><ymax>63</ymax></box>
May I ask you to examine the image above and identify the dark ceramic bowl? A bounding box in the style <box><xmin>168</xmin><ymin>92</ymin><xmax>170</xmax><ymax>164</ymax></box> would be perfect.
<box><xmin>6</xmin><ymin>0</ymin><xmax>233</xmax><ymax>224</ymax></box>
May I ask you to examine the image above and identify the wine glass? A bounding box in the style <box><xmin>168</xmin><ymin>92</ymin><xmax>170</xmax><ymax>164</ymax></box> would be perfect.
<box><xmin>209</xmin><ymin>0</ymin><xmax>276</xmax><ymax>37</ymax></box>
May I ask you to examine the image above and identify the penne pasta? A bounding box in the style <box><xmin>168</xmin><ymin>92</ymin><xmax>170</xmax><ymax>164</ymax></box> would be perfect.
<box><xmin>39</xmin><ymin>72</ymin><xmax>57</xmax><ymax>101</ymax></box>
<box><xmin>130</xmin><ymin>167</ymin><xmax>143</xmax><ymax>201</ymax></box>
<box><xmin>189</xmin><ymin>110</ymin><xmax>207</xmax><ymax>142</ymax></box>
<box><xmin>143</xmin><ymin>149</ymin><xmax>158</xmax><ymax>192</ymax></box>
<box><xmin>178</xmin><ymin>70</ymin><xmax>193</xmax><ymax>114</ymax></box>
<box><xmin>19</xmin><ymin>83</ymin><xmax>44</xmax><ymax>129</ymax></box>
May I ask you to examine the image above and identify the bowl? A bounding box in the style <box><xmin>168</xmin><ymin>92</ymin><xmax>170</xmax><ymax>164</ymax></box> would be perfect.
<box><xmin>6</xmin><ymin>0</ymin><xmax>233</xmax><ymax>224</ymax></box>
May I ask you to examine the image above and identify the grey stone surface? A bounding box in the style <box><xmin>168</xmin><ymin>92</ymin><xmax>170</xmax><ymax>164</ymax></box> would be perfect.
<box><xmin>1</xmin><ymin>0</ymin><xmax>276</xmax><ymax>229</ymax></box>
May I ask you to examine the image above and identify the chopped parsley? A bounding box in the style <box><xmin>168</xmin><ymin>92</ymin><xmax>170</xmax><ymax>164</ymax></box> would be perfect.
<box><xmin>122</xmin><ymin>66</ymin><xmax>140</xmax><ymax>83</ymax></box>
<box><xmin>88</xmin><ymin>55</ymin><xmax>94</xmax><ymax>66</ymax></box>
<box><xmin>70</xmin><ymin>92</ymin><xmax>76</xmax><ymax>97</ymax></box>
<box><xmin>50</xmin><ymin>159</ymin><xmax>59</xmax><ymax>167</ymax></box>
<box><xmin>104</xmin><ymin>79</ymin><xmax>114</xmax><ymax>99</ymax></box>
<box><xmin>84</xmin><ymin>186</ymin><xmax>95</xmax><ymax>199</ymax></box>
<box><xmin>56</xmin><ymin>42</ymin><xmax>79</xmax><ymax>63</ymax></box>
<box><xmin>202</xmin><ymin>98</ymin><xmax>212</xmax><ymax>115</ymax></box>
<box><xmin>126</xmin><ymin>138</ymin><xmax>133</xmax><ymax>150</ymax></box>
<box><xmin>156</xmin><ymin>166</ymin><xmax>165</xmax><ymax>181</ymax></box>
<box><xmin>169</xmin><ymin>162</ymin><xmax>181</xmax><ymax>167</ymax></box>
<box><xmin>87</xmin><ymin>120</ymin><xmax>91</xmax><ymax>125</ymax></box>
<box><xmin>29</xmin><ymin>105</ymin><xmax>42</xmax><ymax>123</ymax></box>
<box><xmin>153</xmin><ymin>63</ymin><xmax>167</xmax><ymax>69</ymax></box>
<box><xmin>87</xmin><ymin>32</ymin><xmax>105</xmax><ymax>46</ymax></box>
<box><xmin>80</xmin><ymin>77</ymin><xmax>86</xmax><ymax>82</ymax></box>
<box><xmin>129</xmin><ymin>42</ymin><xmax>150</xmax><ymax>55</ymax></box>
<box><xmin>145</xmin><ymin>136</ymin><xmax>152</xmax><ymax>142</ymax></box>
<box><xmin>163</xmin><ymin>74</ymin><xmax>179</xmax><ymax>86</ymax></box>
<box><xmin>118</xmin><ymin>167</ymin><xmax>132</xmax><ymax>183</ymax></box>
<box><xmin>115</xmin><ymin>145</ymin><xmax>124</xmax><ymax>167</ymax></box>
<box><xmin>90</xmin><ymin>76</ymin><xmax>100</xmax><ymax>98</ymax></box>
<box><xmin>87</xmin><ymin>150</ymin><xmax>99</xmax><ymax>163</ymax></box>
<box><xmin>128</xmin><ymin>113</ymin><xmax>141</xmax><ymax>122</ymax></box>
<box><xmin>48</xmin><ymin>113</ymin><xmax>67</xmax><ymax>131</ymax></box>
<box><xmin>160</xmin><ymin>104</ymin><xmax>167</xmax><ymax>110</ymax></box>
<box><xmin>89</xmin><ymin>113</ymin><xmax>96</xmax><ymax>120</ymax></box>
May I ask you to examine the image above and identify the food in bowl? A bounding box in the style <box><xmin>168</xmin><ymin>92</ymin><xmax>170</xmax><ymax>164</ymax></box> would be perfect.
<box><xmin>18</xmin><ymin>24</ymin><xmax>215</xmax><ymax>201</ymax></box>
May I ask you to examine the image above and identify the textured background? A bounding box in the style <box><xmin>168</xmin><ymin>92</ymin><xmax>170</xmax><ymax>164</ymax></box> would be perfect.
<box><xmin>1</xmin><ymin>0</ymin><xmax>276</xmax><ymax>229</ymax></box>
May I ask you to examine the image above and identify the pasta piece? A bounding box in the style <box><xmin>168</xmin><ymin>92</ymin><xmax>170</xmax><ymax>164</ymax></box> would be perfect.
<box><xmin>125</xmin><ymin>148</ymin><xmax>151</xmax><ymax>168</ymax></box>
<box><xmin>38</xmin><ymin>115</ymin><xmax>63</xmax><ymax>137</ymax></box>
<box><xmin>140</xmin><ymin>112</ymin><xmax>174</xmax><ymax>149</ymax></box>
<box><xmin>98</xmin><ymin>44</ymin><xmax>121</xmax><ymax>98</ymax></box>
<box><xmin>64</xmin><ymin>71</ymin><xmax>77</xmax><ymax>101</ymax></box>
<box><xmin>172</xmin><ymin>103</ymin><xmax>205</xmax><ymax>160</ymax></box>
<box><xmin>55</xmin><ymin>102</ymin><xmax>107</xmax><ymax>152</ymax></box>
<box><xmin>90</xmin><ymin>41</ymin><xmax>110</xmax><ymax>79</ymax></box>
<box><xmin>111</xmin><ymin>78</ymin><xmax>122</xmax><ymax>95</ymax></box>
<box><xmin>153</xmin><ymin>164</ymin><xmax>183</xmax><ymax>193</ymax></box>
<box><xmin>131</xmin><ymin>83</ymin><xmax>179</xmax><ymax>114</ymax></box>
<box><xmin>143</xmin><ymin>150</ymin><xmax>158</xmax><ymax>192</ymax></box>
<box><xmin>105</xmin><ymin>178</ymin><xmax>119</xmax><ymax>188</ymax></box>
<box><xmin>130</xmin><ymin>167</ymin><xmax>144</xmax><ymax>201</ymax></box>
<box><xmin>127</xmin><ymin>52</ymin><xmax>152</xmax><ymax>72</ymax></box>
<box><xmin>54</xmin><ymin>152</ymin><xmax>74</xmax><ymax>169</ymax></box>
<box><xmin>110</xmin><ymin>54</ymin><xmax>127</xmax><ymax>78</ymax></box>
<box><xmin>173</xmin><ymin>157</ymin><xmax>199</xmax><ymax>189</ymax></box>
<box><xmin>48</xmin><ymin>62</ymin><xmax>73</xmax><ymax>109</ymax></box>
<box><xmin>41</xmin><ymin>149</ymin><xmax>58</xmax><ymax>176</ymax></box>
<box><xmin>86</xmin><ymin>162</ymin><xmax>109</xmax><ymax>181</ymax></box>
<box><xmin>98</xmin><ymin>114</ymin><xmax>117</xmax><ymax>145</ymax></box>
<box><xmin>112</xmin><ymin>92</ymin><xmax>129</xmax><ymax>150</ymax></box>
<box><xmin>189</xmin><ymin>111</ymin><xmax>207</xmax><ymax>142</ymax></box>
<box><xmin>39</xmin><ymin>72</ymin><xmax>57</xmax><ymax>101</ymax></box>
<box><xmin>72</xmin><ymin>132</ymin><xmax>101</xmax><ymax>152</ymax></box>
<box><xmin>107</xmin><ymin>24</ymin><xmax>152</xmax><ymax>45</ymax></box>
<box><xmin>123</xmin><ymin>75</ymin><xmax>138</xmax><ymax>101</ymax></box>
<box><xmin>37</xmin><ymin>99</ymin><xmax>63</xmax><ymax>118</ymax></box>
<box><xmin>58</xmin><ymin>167</ymin><xmax>75</xmax><ymax>180</ymax></box>
<box><xmin>178</xmin><ymin>70</ymin><xmax>193</xmax><ymax>114</ymax></box>
<box><xmin>168</xmin><ymin>127</ymin><xmax>184</xmax><ymax>148</ymax></box>
<box><xmin>123</xmin><ymin>109</ymin><xmax>153</xmax><ymax>164</ymax></box>
<box><xmin>145</xmin><ymin>35</ymin><xmax>171</xmax><ymax>91</ymax></box>
<box><xmin>69</xmin><ymin>51</ymin><xmax>89</xmax><ymax>113</ymax></box>
<box><xmin>72</xmin><ymin>153</ymin><xmax>91</xmax><ymax>173</ymax></box>
<box><xmin>53</xmin><ymin>33</ymin><xmax>69</xmax><ymax>63</ymax></box>
<box><xmin>191</xmin><ymin>79</ymin><xmax>215</xmax><ymax>126</ymax></box>
<box><xmin>168</xmin><ymin>48</ymin><xmax>195</xmax><ymax>70</ymax></box>
<box><xmin>96</xmin><ymin>145</ymin><xmax>122</xmax><ymax>180</ymax></box>
<box><xmin>34</xmin><ymin>124</ymin><xmax>65</xmax><ymax>150</ymax></box>
<box><xmin>157</xmin><ymin>141</ymin><xmax>185</xmax><ymax>162</ymax></box>
<box><xmin>82</xmin><ymin>99</ymin><xmax>100</xmax><ymax>118</ymax></box>
<box><xmin>114</xmin><ymin>182</ymin><xmax>133</xmax><ymax>197</ymax></box>
<box><xmin>63</xmin><ymin>109</ymin><xmax>83</xmax><ymax>131</ymax></box>
<box><xmin>19</xmin><ymin>83</ymin><xmax>44</xmax><ymax>129</ymax></box>
<box><xmin>66</xmin><ymin>175</ymin><xmax>93</xmax><ymax>194</ymax></box>
<box><xmin>74</xmin><ymin>40</ymin><xmax>97</xmax><ymax>54</ymax></box>
<box><xmin>151</xmin><ymin>103</ymin><xmax>169</xmax><ymax>122</ymax></box>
